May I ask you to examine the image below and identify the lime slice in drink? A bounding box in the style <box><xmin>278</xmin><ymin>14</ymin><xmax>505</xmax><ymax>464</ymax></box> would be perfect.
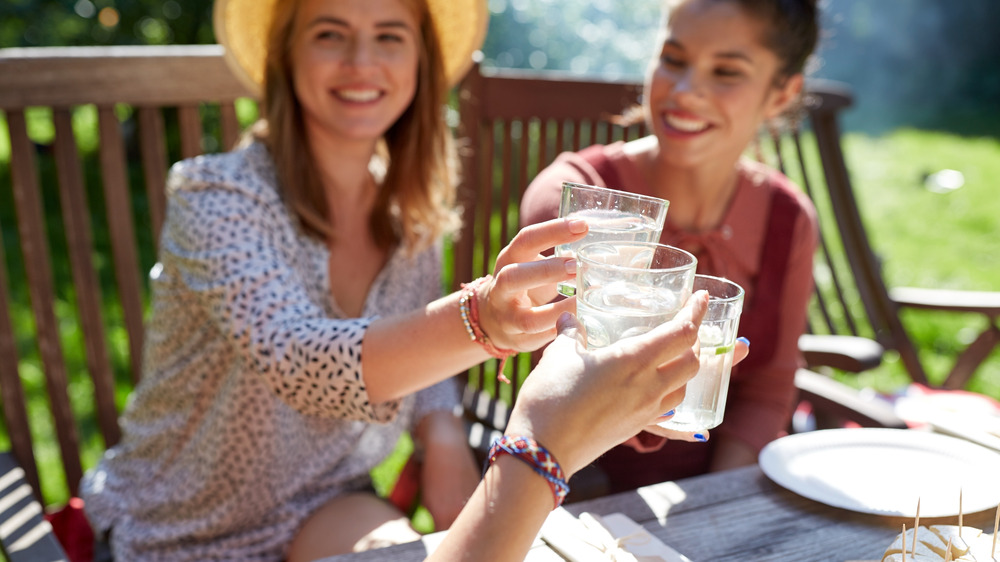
<box><xmin>713</xmin><ymin>344</ymin><xmax>734</xmax><ymax>355</ymax></box>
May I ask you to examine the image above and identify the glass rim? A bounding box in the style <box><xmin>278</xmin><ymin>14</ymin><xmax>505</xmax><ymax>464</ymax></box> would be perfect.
<box><xmin>561</xmin><ymin>181</ymin><xmax>670</xmax><ymax>208</ymax></box>
<box><xmin>577</xmin><ymin>241</ymin><xmax>697</xmax><ymax>273</ymax></box>
<box><xmin>694</xmin><ymin>273</ymin><xmax>745</xmax><ymax>303</ymax></box>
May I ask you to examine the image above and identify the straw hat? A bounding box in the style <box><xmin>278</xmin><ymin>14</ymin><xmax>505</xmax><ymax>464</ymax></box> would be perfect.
<box><xmin>213</xmin><ymin>0</ymin><xmax>490</xmax><ymax>96</ymax></box>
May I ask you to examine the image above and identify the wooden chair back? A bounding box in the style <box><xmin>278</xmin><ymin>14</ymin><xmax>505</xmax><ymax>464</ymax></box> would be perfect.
<box><xmin>0</xmin><ymin>45</ymin><xmax>254</xmax><ymax>510</ymax></box>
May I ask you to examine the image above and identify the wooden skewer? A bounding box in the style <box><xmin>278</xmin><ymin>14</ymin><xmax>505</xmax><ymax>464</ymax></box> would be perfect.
<box><xmin>901</xmin><ymin>523</ymin><xmax>907</xmax><ymax>562</ymax></box>
<box><xmin>959</xmin><ymin>488</ymin><xmax>964</xmax><ymax>538</ymax></box>
<box><xmin>913</xmin><ymin>497</ymin><xmax>921</xmax><ymax>557</ymax></box>
<box><xmin>944</xmin><ymin>536</ymin><xmax>954</xmax><ymax>562</ymax></box>
<box><xmin>992</xmin><ymin>501</ymin><xmax>998</xmax><ymax>558</ymax></box>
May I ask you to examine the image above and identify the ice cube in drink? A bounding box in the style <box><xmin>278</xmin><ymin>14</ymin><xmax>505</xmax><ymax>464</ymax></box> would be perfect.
<box><xmin>658</xmin><ymin>320</ymin><xmax>736</xmax><ymax>430</ymax></box>
<box><xmin>576</xmin><ymin>280</ymin><xmax>685</xmax><ymax>349</ymax></box>
<box><xmin>556</xmin><ymin>210</ymin><xmax>663</xmax><ymax>296</ymax></box>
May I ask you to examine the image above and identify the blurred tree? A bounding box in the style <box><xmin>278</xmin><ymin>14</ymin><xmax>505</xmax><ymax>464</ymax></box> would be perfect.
<box><xmin>0</xmin><ymin>0</ymin><xmax>214</xmax><ymax>47</ymax></box>
<box><xmin>2</xmin><ymin>0</ymin><xmax>996</xmax><ymax>133</ymax></box>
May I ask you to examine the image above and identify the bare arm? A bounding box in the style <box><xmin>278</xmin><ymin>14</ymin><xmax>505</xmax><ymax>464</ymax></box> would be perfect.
<box><xmin>429</xmin><ymin>293</ymin><xmax>710</xmax><ymax>561</ymax></box>
<box><xmin>363</xmin><ymin>218</ymin><xmax>588</xmax><ymax>403</ymax></box>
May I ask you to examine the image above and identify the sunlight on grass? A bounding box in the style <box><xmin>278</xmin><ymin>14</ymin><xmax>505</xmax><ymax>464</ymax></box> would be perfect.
<box><xmin>840</xmin><ymin>129</ymin><xmax>1000</xmax><ymax>394</ymax></box>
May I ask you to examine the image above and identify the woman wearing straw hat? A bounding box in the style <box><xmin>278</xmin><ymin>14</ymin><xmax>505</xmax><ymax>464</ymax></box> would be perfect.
<box><xmin>79</xmin><ymin>0</ymin><xmax>592</xmax><ymax>559</ymax></box>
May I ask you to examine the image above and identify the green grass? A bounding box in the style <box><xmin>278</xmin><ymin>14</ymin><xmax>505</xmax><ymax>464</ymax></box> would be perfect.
<box><xmin>836</xmin><ymin>128</ymin><xmax>1000</xmax><ymax>397</ymax></box>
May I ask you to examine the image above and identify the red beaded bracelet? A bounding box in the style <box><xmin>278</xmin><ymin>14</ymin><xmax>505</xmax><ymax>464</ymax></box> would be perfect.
<box><xmin>487</xmin><ymin>435</ymin><xmax>570</xmax><ymax>509</ymax></box>
<box><xmin>459</xmin><ymin>275</ymin><xmax>517</xmax><ymax>384</ymax></box>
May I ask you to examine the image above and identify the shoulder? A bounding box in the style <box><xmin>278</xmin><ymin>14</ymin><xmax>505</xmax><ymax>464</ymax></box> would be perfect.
<box><xmin>167</xmin><ymin>141</ymin><xmax>280</xmax><ymax>205</ymax></box>
<box><xmin>739</xmin><ymin>159</ymin><xmax>817</xmax><ymax>227</ymax></box>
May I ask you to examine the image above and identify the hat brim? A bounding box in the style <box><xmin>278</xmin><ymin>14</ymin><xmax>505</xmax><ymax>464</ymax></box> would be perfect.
<box><xmin>213</xmin><ymin>0</ymin><xmax>489</xmax><ymax>97</ymax></box>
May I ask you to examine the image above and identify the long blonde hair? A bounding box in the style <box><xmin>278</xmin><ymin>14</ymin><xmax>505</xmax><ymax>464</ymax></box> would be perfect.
<box><xmin>251</xmin><ymin>0</ymin><xmax>460</xmax><ymax>254</ymax></box>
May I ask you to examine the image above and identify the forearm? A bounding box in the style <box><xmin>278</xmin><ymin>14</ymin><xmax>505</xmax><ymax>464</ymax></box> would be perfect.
<box><xmin>363</xmin><ymin>291</ymin><xmax>489</xmax><ymax>403</ymax></box>
<box><xmin>428</xmin><ymin>455</ymin><xmax>552</xmax><ymax>561</ymax></box>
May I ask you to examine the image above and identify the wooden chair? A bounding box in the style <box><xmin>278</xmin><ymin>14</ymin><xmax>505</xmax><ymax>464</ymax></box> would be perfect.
<box><xmin>0</xmin><ymin>44</ymin><xmax>253</xmax><ymax>560</ymax></box>
<box><xmin>451</xmin><ymin>62</ymin><xmax>997</xmax><ymax>442</ymax></box>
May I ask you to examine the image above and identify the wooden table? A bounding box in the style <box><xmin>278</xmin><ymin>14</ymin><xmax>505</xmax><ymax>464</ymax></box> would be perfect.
<box><xmin>323</xmin><ymin>464</ymin><xmax>996</xmax><ymax>561</ymax></box>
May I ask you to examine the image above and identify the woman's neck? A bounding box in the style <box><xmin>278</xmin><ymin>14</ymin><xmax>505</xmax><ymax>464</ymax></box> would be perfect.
<box><xmin>304</xmin><ymin>121</ymin><xmax>380</xmax><ymax>204</ymax></box>
<box><xmin>628</xmin><ymin>138</ymin><xmax>740</xmax><ymax>233</ymax></box>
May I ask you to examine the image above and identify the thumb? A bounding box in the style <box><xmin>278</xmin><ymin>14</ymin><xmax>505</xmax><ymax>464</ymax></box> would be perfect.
<box><xmin>556</xmin><ymin>311</ymin><xmax>586</xmax><ymax>346</ymax></box>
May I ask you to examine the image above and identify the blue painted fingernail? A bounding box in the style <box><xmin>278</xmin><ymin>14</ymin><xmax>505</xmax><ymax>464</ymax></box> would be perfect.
<box><xmin>694</xmin><ymin>433</ymin><xmax>707</xmax><ymax>442</ymax></box>
<box><xmin>659</xmin><ymin>410</ymin><xmax>675</xmax><ymax>418</ymax></box>
<box><xmin>737</xmin><ymin>337</ymin><xmax>750</xmax><ymax>347</ymax></box>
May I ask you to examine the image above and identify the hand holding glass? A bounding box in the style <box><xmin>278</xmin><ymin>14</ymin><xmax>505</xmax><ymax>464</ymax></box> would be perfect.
<box><xmin>658</xmin><ymin>275</ymin><xmax>744</xmax><ymax>432</ymax></box>
<box><xmin>575</xmin><ymin>242</ymin><xmax>697</xmax><ymax>349</ymax></box>
<box><xmin>555</xmin><ymin>182</ymin><xmax>668</xmax><ymax>296</ymax></box>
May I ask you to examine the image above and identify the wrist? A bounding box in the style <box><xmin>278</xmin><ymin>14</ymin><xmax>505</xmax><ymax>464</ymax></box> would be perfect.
<box><xmin>487</xmin><ymin>435</ymin><xmax>570</xmax><ymax>509</ymax></box>
<box><xmin>459</xmin><ymin>276</ymin><xmax>516</xmax><ymax>383</ymax></box>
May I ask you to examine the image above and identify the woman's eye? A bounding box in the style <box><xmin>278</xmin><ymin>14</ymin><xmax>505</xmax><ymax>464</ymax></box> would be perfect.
<box><xmin>660</xmin><ymin>55</ymin><xmax>683</xmax><ymax>68</ymax></box>
<box><xmin>316</xmin><ymin>29</ymin><xmax>345</xmax><ymax>41</ymax></box>
<box><xmin>377</xmin><ymin>33</ymin><xmax>405</xmax><ymax>43</ymax></box>
<box><xmin>715</xmin><ymin>68</ymin><xmax>743</xmax><ymax>79</ymax></box>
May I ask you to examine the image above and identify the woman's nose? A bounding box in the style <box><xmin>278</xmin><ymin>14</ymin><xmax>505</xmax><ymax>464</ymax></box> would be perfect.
<box><xmin>345</xmin><ymin>39</ymin><xmax>375</xmax><ymax>67</ymax></box>
<box><xmin>673</xmin><ymin>69</ymin><xmax>702</xmax><ymax>99</ymax></box>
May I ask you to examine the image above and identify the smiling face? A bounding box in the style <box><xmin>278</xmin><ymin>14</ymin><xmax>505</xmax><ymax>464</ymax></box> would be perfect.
<box><xmin>289</xmin><ymin>0</ymin><xmax>422</xmax><ymax>148</ymax></box>
<box><xmin>643</xmin><ymin>0</ymin><xmax>802</xmax><ymax>169</ymax></box>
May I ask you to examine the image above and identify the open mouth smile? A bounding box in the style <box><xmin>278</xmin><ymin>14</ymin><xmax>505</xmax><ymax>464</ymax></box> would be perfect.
<box><xmin>664</xmin><ymin>112</ymin><xmax>710</xmax><ymax>134</ymax></box>
<box><xmin>334</xmin><ymin>88</ymin><xmax>383</xmax><ymax>103</ymax></box>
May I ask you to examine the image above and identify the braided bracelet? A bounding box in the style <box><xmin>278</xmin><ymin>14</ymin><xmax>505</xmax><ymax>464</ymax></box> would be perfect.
<box><xmin>487</xmin><ymin>435</ymin><xmax>570</xmax><ymax>508</ymax></box>
<box><xmin>459</xmin><ymin>276</ymin><xmax>517</xmax><ymax>384</ymax></box>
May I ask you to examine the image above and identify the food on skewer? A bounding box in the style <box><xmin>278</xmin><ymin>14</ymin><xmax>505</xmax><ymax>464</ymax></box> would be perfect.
<box><xmin>882</xmin><ymin>525</ymin><xmax>996</xmax><ymax>561</ymax></box>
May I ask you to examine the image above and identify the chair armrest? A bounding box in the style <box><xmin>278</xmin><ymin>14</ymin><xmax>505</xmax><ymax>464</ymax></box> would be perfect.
<box><xmin>794</xmin><ymin>369</ymin><xmax>908</xmax><ymax>430</ymax></box>
<box><xmin>890</xmin><ymin>287</ymin><xmax>1000</xmax><ymax>317</ymax></box>
<box><xmin>0</xmin><ymin>453</ymin><xmax>68</xmax><ymax>562</ymax></box>
<box><xmin>798</xmin><ymin>334</ymin><xmax>884</xmax><ymax>373</ymax></box>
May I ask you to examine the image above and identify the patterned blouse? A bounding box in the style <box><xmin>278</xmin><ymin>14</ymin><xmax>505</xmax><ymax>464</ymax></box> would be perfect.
<box><xmin>80</xmin><ymin>141</ymin><xmax>458</xmax><ymax>561</ymax></box>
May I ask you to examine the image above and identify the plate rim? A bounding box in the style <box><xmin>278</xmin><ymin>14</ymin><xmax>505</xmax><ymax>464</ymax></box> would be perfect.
<box><xmin>759</xmin><ymin>428</ymin><xmax>1000</xmax><ymax>517</ymax></box>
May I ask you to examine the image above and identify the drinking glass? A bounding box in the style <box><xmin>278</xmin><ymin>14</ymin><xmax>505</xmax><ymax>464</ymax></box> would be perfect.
<box><xmin>658</xmin><ymin>275</ymin><xmax>745</xmax><ymax>432</ymax></box>
<box><xmin>556</xmin><ymin>182</ymin><xmax>668</xmax><ymax>296</ymax></box>
<box><xmin>575</xmin><ymin>242</ymin><xmax>697</xmax><ymax>349</ymax></box>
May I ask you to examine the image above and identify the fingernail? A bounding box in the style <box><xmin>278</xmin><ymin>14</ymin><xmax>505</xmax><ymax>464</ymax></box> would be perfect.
<box><xmin>694</xmin><ymin>433</ymin><xmax>707</xmax><ymax>442</ymax></box>
<box><xmin>564</xmin><ymin>259</ymin><xmax>577</xmax><ymax>275</ymax></box>
<box><xmin>567</xmin><ymin>219</ymin><xmax>588</xmax><ymax>234</ymax></box>
<box><xmin>737</xmin><ymin>337</ymin><xmax>750</xmax><ymax>347</ymax></box>
<box><xmin>659</xmin><ymin>410</ymin><xmax>675</xmax><ymax>418</ymax></box>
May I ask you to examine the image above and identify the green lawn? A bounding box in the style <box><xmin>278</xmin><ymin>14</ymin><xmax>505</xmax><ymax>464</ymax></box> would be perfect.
<box><xmin>835</xmin><ymin>127</ymin><xmax>1000</xmax><ymax>398</ymax></box>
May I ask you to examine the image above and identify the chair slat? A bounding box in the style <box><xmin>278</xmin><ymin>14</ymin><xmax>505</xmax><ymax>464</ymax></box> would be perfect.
<box><xmin>808</xmin><ymin>99</ymin><xmax>929</xmax><ymax>385</ymax></box>
<box><xmin>177</xmin><ymin>104</ymin><xmax>202</xmax><ymax>160</ymax></box>
<box><xmin>97</xmin><ymin>105</ymin><xmax>145</xmax><ymax>383</ymax></box>
<box><xmin>476</xmin><ymin>120</ymin><xmax>496</xmax><ymax>282</ymax></box>
<box><xmin>137</xmin><ymin>106</ymin><xmax>168</xmax><ymax>249</ymax></box>
<box><xmin>7</xmin><ymin>109</ymin><xmax>83</xmax><ymax>497</ymax></box>
<box><xmin>0</xmin><ymin>45</ymin><xmax>252</xmax><ymax>108</ymax></box>
<box><xmin>0</xmin><ymin>244</ymin><xmax>40</xmax><ymax>504</ymax></box>
<box><xmin>52</xmin><ymin>108</ymin><xmax>121</xmax><ymax>449</ymax></box>
<box><xmin>220</xmin><ymin>102</ymin><xmax>242</xmax><ymax>152</ymax></box>
<box><xmin>788</xmin><ymin>128</ymin><xmax>860</xmax><ymax>337</ymax></box>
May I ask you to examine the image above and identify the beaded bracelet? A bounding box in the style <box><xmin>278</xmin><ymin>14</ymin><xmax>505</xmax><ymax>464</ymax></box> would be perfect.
<box><xmin>459</xmin><ymin>276</ymin><xmax>517</xmax><ymax>384</ymax></box>
<box><xmin>487</xmin><ymin>435</ymin><xmax>570</xmax><ymax>509</ymax></box>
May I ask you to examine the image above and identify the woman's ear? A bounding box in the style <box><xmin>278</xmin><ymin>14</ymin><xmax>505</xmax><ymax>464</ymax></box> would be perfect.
<box><xmin>764</xmin><ymin>73</ymin><xmax>805</xmax><ymax>120</ymax></box>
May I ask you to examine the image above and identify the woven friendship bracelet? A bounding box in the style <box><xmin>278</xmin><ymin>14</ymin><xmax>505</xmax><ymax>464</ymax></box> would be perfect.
<box><xmin>487</xmin><ymin>435</ymin><xmax>570</xmax><ymax>508</ymax></box>
<box><xmin>460</xmin><ymin>276</ymin><xmax>517</xmax><ymax>384</ymax></box>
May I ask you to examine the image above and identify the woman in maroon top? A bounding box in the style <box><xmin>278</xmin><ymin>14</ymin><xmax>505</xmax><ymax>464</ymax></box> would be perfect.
<box><xmin>521</xmin><ymin>0</ymin><xmax>821</xmax><ymax>490</ymax></box>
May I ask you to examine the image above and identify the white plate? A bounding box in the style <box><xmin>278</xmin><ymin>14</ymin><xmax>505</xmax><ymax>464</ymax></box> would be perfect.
<box><xmin>759</xmin><ymin>428</ymin><xmax>1000</xmax><ymax>517</ymax></box>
